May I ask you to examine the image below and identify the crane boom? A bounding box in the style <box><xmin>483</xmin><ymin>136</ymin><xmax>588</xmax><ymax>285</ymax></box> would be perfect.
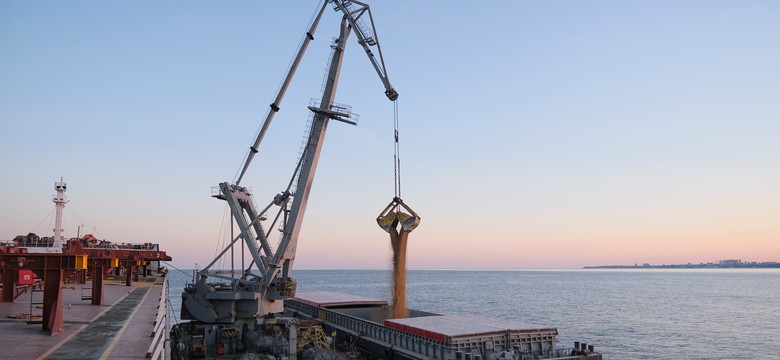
<box><xmin>235</xmin><ymin>2</ymin><xmax>329</xmax><ymax>186</ymax></box>
<box><xmin>181</xmin><ymin>0</ymin><xmax>398</xmax><ymax>324</ymax></box>
<box><xmin>236</xmin><ymin>0</ymin><xmax>397</xmax><ymax>186</ymax></box>
<box><xmin>258</xmin><ymin>15</ymin><xmax>352</xmax><ymax>301</ymax></box>
<box><xmin>332</xmin><ymin>0</ymin><xmax>398</xmax><ymax>100</ymax></box>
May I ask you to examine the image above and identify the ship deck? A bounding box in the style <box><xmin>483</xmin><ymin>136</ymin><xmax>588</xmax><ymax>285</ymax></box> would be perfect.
<box><xmin>0</xmin><ymin>279</ymin><xmax>165</xmax><ymax>359</ymax></box>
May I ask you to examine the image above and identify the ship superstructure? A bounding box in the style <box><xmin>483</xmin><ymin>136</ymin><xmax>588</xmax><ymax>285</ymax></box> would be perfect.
<box><xmin>1</xmin><ymin>180</ymin><xmax>172</xmax><ymax>340</ymax></box>
<box><xmin>17</xmin><ymin>178</ymin><xmax>70</xmax><ymax>253</ymax></box>
<box><xmin>52</xmin><ymin>178</ymin><xmax>68</xmax><ymax>250</ymax></box>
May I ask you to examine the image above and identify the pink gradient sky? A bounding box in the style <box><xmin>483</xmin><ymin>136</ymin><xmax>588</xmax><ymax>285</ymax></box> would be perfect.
<box><xmin>1</xmin><ymin>1</ymin><xmax>778</xmax><ymax>269</ymax></box>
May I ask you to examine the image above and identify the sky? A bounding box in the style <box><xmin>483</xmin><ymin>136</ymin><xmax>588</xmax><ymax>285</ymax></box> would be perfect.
<box><xmin>1</xmin><ymin>1</ymin><xmax>778</xmax><ymax>270</ymax></box>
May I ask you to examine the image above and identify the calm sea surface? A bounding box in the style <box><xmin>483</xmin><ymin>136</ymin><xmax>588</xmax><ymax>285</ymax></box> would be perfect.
<box><xmin>167</xmin><ymin>269</ymin><xmax>780</xmax><ymax>359</ymax></box>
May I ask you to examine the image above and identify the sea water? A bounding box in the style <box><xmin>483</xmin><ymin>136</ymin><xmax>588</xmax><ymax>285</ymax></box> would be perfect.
<box><xmin>166</xmin><ymin>269</ymin><xmax>780</xmax><ymax>359</ymax></box>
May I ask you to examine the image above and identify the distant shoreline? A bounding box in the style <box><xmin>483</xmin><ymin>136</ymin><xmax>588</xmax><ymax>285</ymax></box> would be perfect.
<box><xmin>584</xmin><ymin>262</ymin><xmax>780</xmax><ymax>269</ymax></box>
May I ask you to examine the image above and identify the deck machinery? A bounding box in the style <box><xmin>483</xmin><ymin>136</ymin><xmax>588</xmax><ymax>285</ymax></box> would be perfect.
<box><xmin>172</xmin><ymin>1</ymin><xmax>399</xmax><ymax>359</ymax></box>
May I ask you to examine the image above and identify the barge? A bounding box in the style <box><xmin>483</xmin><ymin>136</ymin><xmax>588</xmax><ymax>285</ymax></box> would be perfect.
<box><xmin>287</xmin><ymin>290</ymin><xmax>601</xmax><ymax>360</ymax></box>
<box><xmin>171</xmin><ymin>287</ymin><xmax>601</xmax><ymax>359</ymax></box>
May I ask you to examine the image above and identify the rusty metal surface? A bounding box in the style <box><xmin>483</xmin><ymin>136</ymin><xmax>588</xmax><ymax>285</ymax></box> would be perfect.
<box><xmin>0</xmin><ymin>252</ymin><xmax>83</xmax><ymax>334</ymax></box>
<box><xmin>45</xmin><ymin>287</ymin><xmax>150</xmax><ymax>359</ymax></box>
<box><xmin>0</xmin><ymin>282</ymin><xmax>160</xmax><ymax>359</ymax></box>
<box><xmin>82</xmin><ymin>248</ymin><xmax>172</xmax><ymax>262</ymax></box>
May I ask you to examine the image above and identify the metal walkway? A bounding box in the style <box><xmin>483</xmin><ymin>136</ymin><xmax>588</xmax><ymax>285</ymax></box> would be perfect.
<box><xmin>44</xmin><ymin>287</ymin><xmax>150</xmax><ymax>360</ymax></box>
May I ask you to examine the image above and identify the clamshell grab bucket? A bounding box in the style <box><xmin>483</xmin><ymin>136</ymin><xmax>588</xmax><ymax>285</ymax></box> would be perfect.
<box><xmin>377</xmin><ymin>197</ymin><xmax>420</xmax><ymax>233</ymax></box>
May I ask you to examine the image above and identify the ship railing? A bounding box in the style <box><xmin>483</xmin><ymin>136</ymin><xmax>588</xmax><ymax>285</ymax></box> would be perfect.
<box><xmin>146</xmin><ymin>277</ymin><xmax>169</xmax><ymax>359</ymax></box>
<box><xmin>12</xmin><ymin>241</ymin><xmax>55</xmax><ymax>247</ymax></box>
<box><xmin>87</xmin><ymin>242</ymin><xmax>162</xmax><ymax>250</ymax></box>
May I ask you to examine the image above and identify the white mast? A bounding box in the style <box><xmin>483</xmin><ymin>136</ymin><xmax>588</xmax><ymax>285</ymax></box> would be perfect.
<box><xmin>52</xmin><ymin>177</ymin><xmax>68</xmax><ymax>250</ymax></box>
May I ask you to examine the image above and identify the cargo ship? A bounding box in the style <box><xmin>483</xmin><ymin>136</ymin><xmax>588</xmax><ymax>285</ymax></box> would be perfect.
<box><xmin>0</xmin><ymin>179</ymin><xmax>172</xmax><ymax>359</ymax></box>
<box><xmin>0</xmin><ymin>179</ymin><xmax>598</xmax><ymax>360</ymax></box>
<box><xmin>169</xmin><ymin>1</ymin><xmax>601</xmax><ymax>359</ymax></box>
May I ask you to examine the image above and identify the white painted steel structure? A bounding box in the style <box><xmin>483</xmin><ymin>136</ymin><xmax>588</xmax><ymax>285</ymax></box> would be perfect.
<box><xmin>52</xmin><ymin>178</ymin><xmax>68</xmax><ymax>250</ymax></box>
<box><xmin>175</xmin><ymin>3</ymin><xmax>399</xmax><ymax>358</ymax></box>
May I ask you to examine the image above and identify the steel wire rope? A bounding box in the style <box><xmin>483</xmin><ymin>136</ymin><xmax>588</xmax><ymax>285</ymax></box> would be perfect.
<box><xmin>65</xmin><ymin>206</ymin><xmax>108</xmax><ymax>239</ymax></box>
<box><xmin>31</xmin><ymin>208</ymin><xmax>54</xmax><ymax>235</ymax></box>
<box><xmin>161</xmin><ymin>260</ymin><xmax>193</xmax><ymax>278</ymax></box>
<box><xmin>393</xmin><ymin>100</ymin><xmax>402</xmax><ymax>198</ymax></box>
<box><xmin>233</xmin><ymin>1</ymin><xmax>326</xmax><ymax>184</ymax></box>
<box><xmin>167</xmin><ymin>293</ymin><xmax>180</xmax><ymax>325</ymax></box>
<box><xmin>47</xmin><ymin>211</ymin><xmax>55</xmax><ymax>242</ymax></box>
<box><xmin>212</xmin><ymin>203</ymin><xmax>231</xmax><ymax>274</ymax></box>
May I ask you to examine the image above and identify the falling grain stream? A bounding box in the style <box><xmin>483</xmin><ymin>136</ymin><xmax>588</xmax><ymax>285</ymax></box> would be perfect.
<box><xmin>377</xmin><ymin>197</ymin><xmax>419</xmax><ymax>319</ymax></box>
<box><xmin>390</xmin><ymin>227</ymin><xmax>409</xmax><ymax>318</ymax></box>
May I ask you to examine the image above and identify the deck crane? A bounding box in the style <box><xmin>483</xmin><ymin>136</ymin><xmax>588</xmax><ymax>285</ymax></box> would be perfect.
<box><xmin>173</xmin><ymin>1</ymin><xmax>399</xmax><ymax>359</ymax></box>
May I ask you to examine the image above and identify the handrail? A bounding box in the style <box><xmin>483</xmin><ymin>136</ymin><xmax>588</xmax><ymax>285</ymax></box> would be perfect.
<box><xmin>146</xmin><ymin>277</ymin><xmax>168</xmax><ymax>359</ymax></box>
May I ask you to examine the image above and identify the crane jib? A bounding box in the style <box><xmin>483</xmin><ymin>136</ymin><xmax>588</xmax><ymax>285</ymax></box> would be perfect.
<box><xmin>185</xmin><ymin>0</ymin><xmax>401</xmax><ymax>326</ymax></box>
